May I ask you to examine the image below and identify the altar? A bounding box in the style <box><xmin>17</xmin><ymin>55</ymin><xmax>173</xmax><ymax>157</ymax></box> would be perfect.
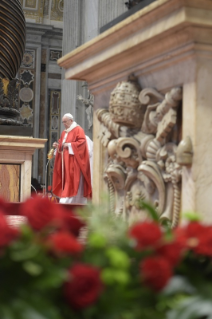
<box><xmin>0</xmin><ymin>135</ymin><xmax>47</xmax><ymax>202</ymax></box>
<box><xmin>58</xmin><ymin>0</ymin><xmax>212</xmax><ymax>224</ymax></box>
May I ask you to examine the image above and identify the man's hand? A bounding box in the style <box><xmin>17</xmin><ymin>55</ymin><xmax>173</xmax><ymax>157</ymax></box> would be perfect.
<box><xmin>53</xmin><ymin>142</ymin><xmax>59</xmax><ymax>148</ymax></box>
<box><xmin>63</xmin><ymin>143</ymin><xmax>69</xmax><ymax>149</ymax></box>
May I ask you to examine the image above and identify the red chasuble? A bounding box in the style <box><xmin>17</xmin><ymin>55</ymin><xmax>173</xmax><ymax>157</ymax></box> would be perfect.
<box><xmin>52</xmin><ymin>126</ymin><xmax>92</xmax><ymax>199</ymax></box>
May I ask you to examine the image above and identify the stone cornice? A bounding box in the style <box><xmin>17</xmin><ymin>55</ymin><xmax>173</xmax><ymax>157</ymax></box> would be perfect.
<box><xmin>57</xmin><ymin>0</ymin><xmax>212</xmax><ymax>92</ymax></box>
<box><xmin>0</xmin><ymin>136</ymin><xmax>47</xmax><ymax>153</ymax></box>
<box><xmin>26</xmin><ymin>22</ymin><xmax>63</xmax><ymax>38</ymax></box>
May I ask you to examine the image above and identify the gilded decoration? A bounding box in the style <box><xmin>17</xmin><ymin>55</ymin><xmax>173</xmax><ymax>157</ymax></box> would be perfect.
<box><xmin>18</xmin><ymin>62</ymin><xmax>35</xmax><ymax>127</ymax></box>
<box><xmin>25</xmin><ymin>0</ymin><xmax>37</xmax><ymax>9</ymax></box>
<box><xmin>20</xmin><ymin>0</ymin><xmax>63</xmax><ymax>23</ymax></box>
<box><xmin>97</xmin><ymin>75</ymin><xmax>193</xmax><ymax>227</ymax></box>
<box><xmin>21</xmin><ymin>50</ymin><xmax>35</xmax><ymax>69</ymax></box>
<box><xmin>50</xmin><ymin>0</ymin><xmax>63</xmax><ymax>20</ymax></box>
<box><xmin>21</xmin><ymin>0</ymin><xmax>43</xmax><ymax>23</ymax></box>
<box><xmin>19</xmin><ymin>104</ymin><xmax>33</xmax><ymax>120</ymax></box>
<box><xmin>44</xmin><ymin>0</ymin><xmax>50</xmax><ymax>16</ymax></box>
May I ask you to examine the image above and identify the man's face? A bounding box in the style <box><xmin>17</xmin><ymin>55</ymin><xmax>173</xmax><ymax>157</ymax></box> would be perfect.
<box><xmin>62</xmin><ymin>117</ymin><xmax>73</xmax><ymax>129</ymax></box>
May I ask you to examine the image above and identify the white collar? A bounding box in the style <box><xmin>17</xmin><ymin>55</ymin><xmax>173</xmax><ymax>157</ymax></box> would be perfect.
<box><xmin>65</xmin><ymin>121</ymin><xmax>78</xmax><ymax>133</ymax></box>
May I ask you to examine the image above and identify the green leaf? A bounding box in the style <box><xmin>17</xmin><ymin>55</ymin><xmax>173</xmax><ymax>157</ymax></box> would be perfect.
<box><xmin>23</xmin><ymin>309</ymin><xmax>48</xmax><ymax>319</ymax></box>
<box><xmin>113</xmin><ymin>270</ymin><xmax>131</xmax><ymax>285</ymax></box>
<box><xmin>101</xmin><ymin>268</ymin><xmax>115</xmax><ymax>284</ymax></box>
<box><xmin>10</xmin><ymin>243</ymin><xmax>40</xmax><ymax>261</ymax></box>
<box><xmin>23</xmin><ymin>261</ymin><xmax>43</xmax><ymax>276</ymax></box>
<box><xmin>101</xmin><ymin>267</ymin><xmax>130</xmax><ymax>285</ymax></box>
<box><xmin>0</xmin><ymin>307</ymin><xmax>14</xmax><ymax>319</ymax></box>
<box><xmin>182</xmin><ymin>211</ymin><xmax>201</xmax><ymax>222</ymax></box>
<box><xmin>88</xmin><ymin>232</ymin><xmax>107</xmax><ymax>248</ymax></box>
<box><xmin>106</xmin><ymin>247</ymin><xmax>130</xmax><ymax>269</ymax></box>
<box><xmin>33</xmin><ymin>268</ymin><xmax>68</xmax><ymax>289</ymax></box>
<box><xmin>137</xmin><ymin>200</ymin><xmax>160</xmax><ymax>222</ymax></box>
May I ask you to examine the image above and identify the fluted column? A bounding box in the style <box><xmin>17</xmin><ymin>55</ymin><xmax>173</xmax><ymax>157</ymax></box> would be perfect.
<box><xmin>76</xmin><ymin>0</ymin><xmax>99</xmax><ymax>137</ymax></box>
<box><xmin>98</xmin><ymin>0</ymin><xmax>127</xmax><ymax>29</ymax></box>
<box><xmin>61</xmin><ymin>0</ymin><xmax>81</xmax><ymax>130</ymax></box>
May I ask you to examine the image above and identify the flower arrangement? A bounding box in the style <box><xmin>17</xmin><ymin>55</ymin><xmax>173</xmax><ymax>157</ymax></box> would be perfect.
<box><xmin>0</xmin><ymin>196</ymin><xmax>212</xmax><ymax>319</ymax></box>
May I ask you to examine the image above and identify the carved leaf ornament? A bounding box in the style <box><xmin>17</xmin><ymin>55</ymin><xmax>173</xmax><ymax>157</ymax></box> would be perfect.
<box><xmin>97</xmin><ymin>74</ymin><xmax>193</xmax><ymax>227</ymax></box>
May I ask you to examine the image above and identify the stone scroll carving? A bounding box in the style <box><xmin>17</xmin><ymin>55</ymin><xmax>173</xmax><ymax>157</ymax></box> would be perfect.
<box><xmin>96</xmin><ymin>75</ymin><xmax>193</xmax><ymax>227</ymax></box>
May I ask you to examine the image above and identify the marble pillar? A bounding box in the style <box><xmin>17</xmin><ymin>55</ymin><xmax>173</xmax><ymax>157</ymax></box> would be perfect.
<box><xmin>98</xmin><ymin>0</ymin><xmax>127</xmax><ymax>29</ymax></box>
<box><xmin>61</xmin><ymin>0</ymin><xmax>81</xmax><ymax>128</ymax></box>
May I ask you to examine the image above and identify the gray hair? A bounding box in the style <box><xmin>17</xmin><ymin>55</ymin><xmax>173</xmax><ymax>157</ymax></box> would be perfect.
<box><xmin>63</xmin><ymin>113</ymin><xmax>73</xmax><ymax>120</ymax></box>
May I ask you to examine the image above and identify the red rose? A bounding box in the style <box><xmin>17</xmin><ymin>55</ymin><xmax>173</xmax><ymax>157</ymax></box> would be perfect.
<box><xmin>64</xmin><ymin>263</ymin><xmax>103</xmax><ymax>309</ymax></box>
<box><xmin>59</xmin><ymin>210</ymin><xmax>86</xmax><ymax>237</ymax></box>
<box><xmin>0</xmin><ymin>211</ymin><xmax>19</xmax><ymax>247</ymax></box>
<box><xmin>47</xmin><ymin>231</ymin><xmax>83</xmax><ymax>255</ymax></box>
<box><xmin>194</xmin><ymin>230</ymin><xmax>212</xmax><ymax>256</ymax></box>
<box><xmin>156</xmin><ymin>240</ymin><xmax>185</xmax><ymax>267</ymax></box>
<box><xmin>175</xmin><ymin>222</ymin><xmax>212</xmax><ymax>257</ymax></box>
<box><xmin>185</xmin><ymin>222</ymin><xmax>206</xmax><ymax>238</ymax></box>
<box><xmin>174</xmin><ymin>226</ymin><xmax>188</xmax><ymax>248</ymax></box>
<box><xmin>140</xmin><ymin>256</ymin><xmax>172</xmax><ymax>291</ymax></box>
<box><xmin>128</xmin><ymin>221</ymin><xmax>162</xmax><ymax>250</ymax></box>
<box><xmin>21</xmin><ymin>196</ymin><xmax>61</xmax><ymax>231</ymax></box>
<box><xmin>187</xmin><ymin>223</ymin><xmax>212</xmax><ymax>257</ymax></box>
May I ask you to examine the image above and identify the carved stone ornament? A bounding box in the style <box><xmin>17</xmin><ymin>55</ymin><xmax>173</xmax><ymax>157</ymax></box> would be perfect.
<box><xmin>176</xmin><ymin>136</ymin><xmax>193</xmax><ymax>166</ymax></box>
<box><xmin>109</xmin><ymin>74</ymin><xmax>144</xmax><ymax>128</ymax></box>
<box><xmin>97</xmin><ymin>74</ymin><xmax>193</xmax><ymax>227</ymax></box>
<box><xmin>77</xmin><ymin>89</ymin><xmax>94</xmax><ymax>129</ymax></box>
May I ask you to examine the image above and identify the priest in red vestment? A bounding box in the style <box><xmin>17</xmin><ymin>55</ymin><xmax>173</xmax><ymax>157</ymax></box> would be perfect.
<box><xmin>52</xmin><ymin>113</ymin><xmax>92</xmax><ymax>204</ymax></box>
